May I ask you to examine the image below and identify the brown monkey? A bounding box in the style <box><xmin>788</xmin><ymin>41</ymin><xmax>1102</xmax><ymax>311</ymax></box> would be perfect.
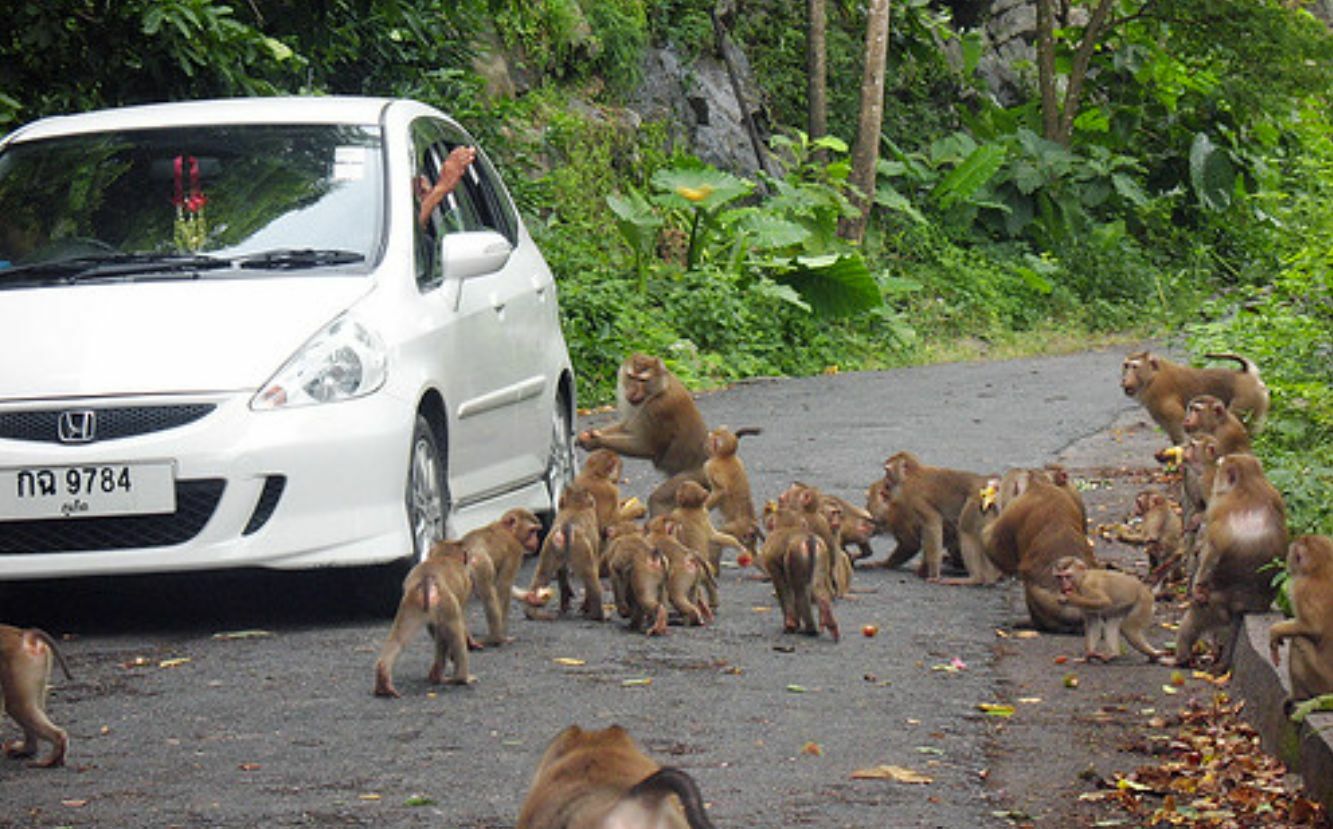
<box><xmin>1052</xmin><ymin>557</ymin><xmax>1165</xmax><ymax>662</ymax></box>
<box><xmin>516</xmin><ymin>724</ymin><xmax>717</xmax><ymax>829</ymax></box>
<box><xmin>604</xmin><ymin>530</ymin><xmax>670</xmax><ymax>636</ymax></box>
<box><xmin>937</xmin><ymin>473</ymin><xmax>1021</xmax><ymax>586</ymax></box>
<box><xmin>374</xmin><ymin>541</ymin><xmax>476</xmax><ymax>697</ymax></box>
<box><xmin>1158</xmin><ymin>434</ymin><xmax>1222</xmax><ymax>531</ymax></box>
<box><xmin>1044</xmin><ymin>464</ymin><xmax>1088</xmax><ymax>531</ymax></box>
<box><xmin>0</xmin><ymin>625</ymin><xmax>71</xmax><ymax>768</ymax></box>
<box><xmin>460</xmin><ymin>508</ymin><xmax>543</xmax><ymax>646</ymax></box>
<box><xmin>759</xmin><ymin>508</ymin><xmax>839</xmax><ymax>641</ymax></box>
<box><xmin>1268</xmin><ymin>535</ymin><xmax>1333</xmax><ymax>701</ymax></box>
<box><xmin>876</xmin><ymin>452</ymin><xmax>985</xmax><ymax>579</ymax></box>
<box><xmin>646</xmin><ymin>516</ymin><xmax>714</xmax><ymax>626</ymax></box>
<box><xmin>1120</xmin><ymin>350</ymin><xmax>1269</xmax><ymax>443</ymax></box>
<box><xmin>578</xmin><ymin>354</ymin><xmax>710</xmax><ymax>517</ymax></box>
<box><xmin>670</xmin><ymin>480</ymin><xmax>744</xmax><ymax>608</ymax></box>
<box><xmin>703</xmin><ymin>426</ymin><xmax>762</xmax><ymax>551</ymax></box>
<box><xmin>1174</xmin><ymin>453</ymin><xmax>1287</xmax><ymax>670</ymax></box>
<box><xmin>1183</xmin><ymin>394</ymin><xmax>1252</xmax><ymax>455</ymax></box>
<box><xmin>822</xmin><ymin>494</ymin><xmax>877</xmax><ymax>562</ymax></box>
<box><xmin>573</xmin><ymin>449</ymin><xmax>626</xmax><ymax>531</ymax></box>
<box><xmin>1128</xmin><ymin>490</ymin><xmax>1185</xmax><ymax>579</ymax></box>
<box><xmin>778</xmin><ymin>482</ymin><xmax>851</xmax><ymax>596</ymax></box>
<box><xmin>814</xmin><ymin>494</ymin><xmax>855</xmax><ymax>598</ymax></box>
<box><xmin>520</xmin><ymin>486</ymin><xmax>604</xmax><ymax>621</ymax></box>
<box><xmin>983</xmin><ymin>469</ymin><xmax>1094</xmax><ymax>632</ymax></box>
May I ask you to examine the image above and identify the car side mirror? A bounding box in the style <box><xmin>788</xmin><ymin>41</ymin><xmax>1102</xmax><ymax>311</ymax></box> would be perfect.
<box><xmin>439</xmin><ymin>230</ymin><xmax>512</xmax><ymax>281</ymax></box>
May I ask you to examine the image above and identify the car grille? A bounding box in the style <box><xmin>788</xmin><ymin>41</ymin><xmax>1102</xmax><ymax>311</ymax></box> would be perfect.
<box><xmin>0</xmin><ymin>479</ymin><xmax>225</xmax><ymax>553</ymax></box>
<box><xmin>0</xmin><ymin>404</ymin><xmax>216</xmax><ymax>445</ymax></box>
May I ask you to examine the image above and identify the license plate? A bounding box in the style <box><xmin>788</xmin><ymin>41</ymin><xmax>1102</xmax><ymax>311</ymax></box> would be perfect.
<box><xmin>0</xmin><ymin>463</ymin><xmax>176</xmax><ymax>520</ymax></box>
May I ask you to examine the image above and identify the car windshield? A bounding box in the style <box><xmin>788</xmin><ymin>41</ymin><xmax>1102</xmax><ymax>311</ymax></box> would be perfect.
<box><xmin>0</xmin><ymin>123</ymin><xmax>384</xmax><ymax>279</ymax></box>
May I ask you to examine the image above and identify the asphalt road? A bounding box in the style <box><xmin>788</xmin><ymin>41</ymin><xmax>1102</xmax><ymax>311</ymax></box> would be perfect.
<box><xmin>0</xmin><ymin>346</ymin><xmax>1148</xmax><ymax>828</ymax></box>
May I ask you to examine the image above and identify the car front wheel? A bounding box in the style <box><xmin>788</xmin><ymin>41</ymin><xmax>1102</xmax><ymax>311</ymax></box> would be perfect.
<box><xmin>543</xmin><ymin>392</ymin><xmax>575</xmax><ymax>516</ymax></box>
<box><xmin>407</xmin><ymin>414</ymin><xmax>449</xmax><ymax>562</ymax></box>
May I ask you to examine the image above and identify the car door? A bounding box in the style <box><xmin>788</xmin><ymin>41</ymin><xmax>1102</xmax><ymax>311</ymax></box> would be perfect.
<box><xmin>407</xmin><ymin>118</ymin><xmax>530</xmax><ymax>503</ymax></box>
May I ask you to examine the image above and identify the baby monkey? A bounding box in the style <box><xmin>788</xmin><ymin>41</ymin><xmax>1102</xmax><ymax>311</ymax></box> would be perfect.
<box><xmin>1052</xmin><ymin>557</ymin><xmax>1165</xmax><ymax>663</ymax></box>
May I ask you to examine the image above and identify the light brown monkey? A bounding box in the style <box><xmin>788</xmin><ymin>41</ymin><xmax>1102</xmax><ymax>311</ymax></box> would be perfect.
<box><xmin>574</xmin><ymin>449</ymin><xmax>626</xmax><ymax>531</ymax></box>
<box><xmin>374</xmin><ymin>541</ymin><xmax>476</xmax><ymax>697</ymax></box>
<box><xmin>703</xmin><ymin>426</ymin><xmax>762</xmax><ymax>552</ymax></box>
<box><xmin>516</xmin><ymin>724</ymin><xmax>717</xmax><ymax>829</ymax></box>
<box><xmin>1158</xmin><ymin>434</ymin><xmax>1222</xmax><ymax>533</ymax></box>
<box><xmin>1128</xmin><ymin>489</ymin><xmax>1185</xmax><ymax>579</ymax></box>
<box><xmin>759</xmin><ymin>508</ymin><xmax>839</xmax><ymax>641</ymax></box>
<box><xmin>814</xmin><ymin>494</ymin><xmax>855</xmax><ymax>598</ymax></box>
<box><xmin>1268</xmin><ymin>535</ymin><xmax>1333</xmax><ymax>701</ymax></box>
<box><xmin>983</xmin><ymin>469</ymin><xmax>1094</xmax><ymax>632</ymax></box>
<box><xmin>646</xmin><ymin>516</ymin><xmax>714</xmax><ymax>626</ymax></box>
<box><xmin>1183</xmin><ymin>394</ymin><xmax>1252</xmax><ymax>455</ymax></box>
<box><xmin>876</xmin><ymin>452</ymin><xmax>985</xmax><ymax>579</ymax></box>
<box><xmin>1052</xmin><ymin>557</ymin><xmax>1165</xmax><ymax>662</ymax></box>
<box><xmin>460</xmin><ymin>508</ymin><xmax>543</xmax><ymax>647</ymax></box>
<box><xmin>670</xmin><ymin>480</ymin><xmax>744</xmax><ymax>609</ymax></box>
<box><xmin>519</xmin><ymin>485</ymin><xmax>604</xmax><ymax>621</ymax></box>
<box><xmin>937</xmin><ymin>472</ymin><xmax>1025</xmax><ymax>586</ymax></box>
<box><xmin>604</xmin><ymin>529</ymin><xmax>670</xmax><ymax>636</ymax></box>
<box><xmin>1120</xmin><ymin>350</ymin><xmax>1269</xmax><ymax>443</ymax></box>
<box><xmin>1174</xmin><ymin>453</ymin><xmax>1287</xmax><ymax>670</ymax></box>
<box><xmin>1044</xmin><ymin>464</ymin><xmax>1088</xmax><ymax>531</ymax></box>
<box><xmin>778</xmin><ymin>482</ymin><xmax>851</xmax><ymax>596</ymax></box>
<box><xmin>577</xmin><ymin>354</ymin><xmax>710</xmax><ymax>517</ymax></box>
<box><xmin>0</xmin><ymin>625</ymin><xmax>71</xmax><ymax>768</ymax></box>
<box><xmin>822</xmin><ymin>493</ymin><xmax>877</xmax><ymax>562</ymax></box>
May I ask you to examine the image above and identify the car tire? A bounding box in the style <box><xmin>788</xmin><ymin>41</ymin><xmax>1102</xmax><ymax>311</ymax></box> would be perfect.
<box><xmin>543</xmin><ymin>391</ymin><xmax>576</xmax><ymax>524</ymax></box>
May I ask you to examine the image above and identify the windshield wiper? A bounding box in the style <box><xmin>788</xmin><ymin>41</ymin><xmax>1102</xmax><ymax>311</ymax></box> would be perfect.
<box><xmin>0</xmin><ymin>252</ymin><xmax>232</xmax><ymax>285</ymax></box>
<box><xmin>236</xmin><ymin>248</ymin><xmax>366</xmax><ymax>270</ymax></box>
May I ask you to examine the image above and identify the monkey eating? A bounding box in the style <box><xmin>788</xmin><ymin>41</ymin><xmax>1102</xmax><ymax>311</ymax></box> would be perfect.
<box><xmin>373</xmin><ymin>541</ymin><xmax>477</xmax><ymax>697</ymax></box>
<box><xmin>1</xmin><ymin>625</ymin><xmax>72</xmax><ymax>768</ymax></box>
<box><xmin>1119</xmin><ymin>350</ymin><xmax>1269</xmax><ymax>444</ymax></box>
<box><xmin>1268</xmin><ymin>535</ymin><xmax>1333</xmax><ymax>701</ymax></box>
<box><xmin>516</xmin><ymin>724</ymin><xmax>717</xmax><ymax>829</ymax></box>
<box><xmin>703</xmin><ymin>425</ymin><xmax>762</xmax><ymax>553</ymax></box>
<box><xmin>1052</xmin><ymin>557</ymin><xmax>1165</xmax><ymax>663</ymax></box>
<box><xmin>577</xmin><ymin>354</ymin><xmax>711</xmax><ymax>517</ymax></box>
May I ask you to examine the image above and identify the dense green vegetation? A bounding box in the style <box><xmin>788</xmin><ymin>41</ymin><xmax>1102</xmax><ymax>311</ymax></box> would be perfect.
<box><xmin>2</xmin><ymin>0</ymin><xmax>1329</xmax><ymax>529</ymax></box>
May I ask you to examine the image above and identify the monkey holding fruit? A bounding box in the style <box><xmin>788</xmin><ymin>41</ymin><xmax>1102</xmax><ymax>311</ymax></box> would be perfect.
<box><xmin>1</xmin><ymin>625</ymin><xmax>72</xmax><ymax>768</ymax></box>
<box><xmin>1052</xmin><ymin>557</ymin><xmax>1165</xmax><ymax>662</ymax></box>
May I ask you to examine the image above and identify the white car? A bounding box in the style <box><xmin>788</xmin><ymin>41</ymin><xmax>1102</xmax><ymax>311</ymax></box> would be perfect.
<box><xmin>0</xmin><ymin>97</ymin><xmax>576</xmax><ymax>590</ymax></box>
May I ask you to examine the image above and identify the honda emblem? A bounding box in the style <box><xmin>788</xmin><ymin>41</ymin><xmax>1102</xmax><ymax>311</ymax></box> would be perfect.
<box><xmin>57</xmin><ymin>410</ymin><xmax>97</xmax><ymax>444</ymax></box>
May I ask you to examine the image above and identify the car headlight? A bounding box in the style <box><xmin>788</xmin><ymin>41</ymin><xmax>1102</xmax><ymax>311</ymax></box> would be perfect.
<box><xmin>251</xmin><ymin>316</ymin><xmax>387</xmax><ymax>410</ymax></box>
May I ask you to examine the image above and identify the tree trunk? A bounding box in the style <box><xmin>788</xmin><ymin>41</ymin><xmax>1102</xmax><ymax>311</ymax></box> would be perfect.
<box><xmin>1036</xmin><ymin>0</ymin><xmax>1060</xmax><ymax>142</ymax></box>
<box><xmin>842</xmin><ymin>0</ymin><xmax>890</xmax><ymax>243</ymax></box>
<box><xmin>807</xmin><ymin>0</ymin><xmax>828</xmax><ymax>143</ymax></box>
<box><xmin>1056</xmin><ymin>0</ymin><xmax>1116</xmax><ymax>145</ymax></box>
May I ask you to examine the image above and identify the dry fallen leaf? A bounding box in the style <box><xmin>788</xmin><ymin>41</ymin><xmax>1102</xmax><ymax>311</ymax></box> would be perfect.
<box><xmin>61</xmin><ymin>799</ymin><xmax>89</xmax><ymax>808</ymax></box>
<box><xmin>800</xmin><ymin>741</ymin><xmax>822</xmax><ymax>756</ymax></box>
<box><xmin>158</xmin><ymin>657</ymin><xmax>191</xmax><ymax>669</ymax></box>
<box><xmin>621</xmin><ymin>677</ymin><xmax>652</xmax><ymax>687</ymax></box>
<box><xmin>553</xmin><ymin>657</ymin><xmax>586</xmax><ymax>667</ymax></box>
<box><xmin>977</xmin><ymin>703</ymin><xmax>1016</xmax><ymax>717</ymax></box>
<box><xmin>238</xmin><ymin>762</ymin><xmax>262</xmax><ymax>771</ymax></box>
<box><xmin>851</xmin><ymin>765</ymin><xmax>933</xmax><ymax>784</ymax></box>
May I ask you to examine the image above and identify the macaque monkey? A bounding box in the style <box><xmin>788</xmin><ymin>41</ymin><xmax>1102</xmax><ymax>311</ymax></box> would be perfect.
<box><xmin>1183</xmin><ymin>394</ymin><xmax>1252</xmax><ymax>455</ymax></box>
<box><xmin>983</xmin><ymin>469</ymin><xmax>1094</xmax><ymax>632</ymax></box>
<box><xmin>460</xmin><ymin>508</ymin><xmax>543</xmax><ymax>646</ymax></box>
<box><xmin>0</xmin><ymin>625</ymin><xmax>71</xmax><ymax>768</ymax></box>
<box><xmin>1044</xmin><ymin>464</ymin><xmax>1088</xmax><ymax>531</ymax></box>
<box><xmin>1052</xmin><ymin>557</ymin><xmax>1165</xmax><ymax>662</ymax></box>
<box><xmin>703</xmin><ymin>426</ymin><xmax>762</xmax><ymax>552</ymax></box>
<box><xmin>1268</xmin><ymin>535</ymin><xmax>1333</xmax><ymax>701</ymax></box>
<box><xmin>814</xmin><ymin>494</ymin><xmax>855</xmax><ymax>598</ymax></box>
<box><xmin>520</xmin><ymin>486</ymin><xmax>604</xmax><ymax>621</ymax></box>
<box><xmin>778</xmin><ymin>483</ymin><xmax>851</xmax><ymax>596</ymax></box>
<box><xmin>578</xmin><ymin>354</ymin><xmax>710</xmax><ymax>517</ymax></box>
<box><xmin>822</xmin><ymin>494</ymin><xmax>877</xmax><ymax>562</ymax></box>
<box><xmin>671</xmin><ymin>480</ymin><xmax>744</xmax><ymax>608</ymax></box>
<box><xmin>1120</xmin><ymin>350</ymin><xmax>1269</xmax><ymax>444</ymax></box>
<box><xmin>876</xmin><ymin>452</ymin><xmax>986</xmax><ymax>579</ymax></box>
<box><xmin>937</xmin><ymin>473</ymin><xmax>1020</xmax><ymax>586</ymax></box>
<box><xmin>574</xmin><ymin>449</ymin><xmax>627</xmax><ymax>531</ymax></box>
<box><xmin>1174</xmin><ymin>453</ymin><xmax>1287</xmax><ymax>670</ymax></box>
<box><xmin>516</xmin><ymin>724</ymin><xmax>717</xmax><ymax>829</ymax></box>
<box><xmin>760</xmin><ymin>508</ymin><xmax>840</xmax><ymax>641</ymax></box>
<box><xmin>604</xmin><ymin>529</ymin><xmax>670</xmax><ymax>636</ymax></box>
<box><xmin>1126</xmin><ymin>489</ymin><xmax>1185</xmax><ymax>575</ymax></box>
<box><xmin>646</xmin><ymin>516</ymin><xmax>714</xmax><ymax>626</ymax></box>
<box><xmin>1158</xmin><ymin>434</ymin><xmax>1222</xmax><ymax>533</ymax></box>
<box><xmin>374</xmin><ymin>541</ymin><xmax>476</xmax><ymax>697</ymax></box>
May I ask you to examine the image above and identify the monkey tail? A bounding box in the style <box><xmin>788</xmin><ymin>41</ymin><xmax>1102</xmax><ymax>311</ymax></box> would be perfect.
<box><xmin>29</xmin><ymin>628</ymin><xmax>73</xmax><ymax>681</ymax></box>
<box><xmin>734</xmin><ymin>427</ymin><xmax>763</xmax><ymax>439</ymax></box>
<box><xmin>1204</xmin><ymin>352</ymin><xmax>1260</xmax><ymax>376</ymax></box>
<box><xmin>628</xmin><ymin>767</ymin><xmax>717</xmax><ymax>829</ymax></box>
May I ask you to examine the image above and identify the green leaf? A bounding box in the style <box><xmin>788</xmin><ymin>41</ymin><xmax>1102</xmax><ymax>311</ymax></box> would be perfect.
<box><xmin>651</xmin><ymin>166</ymin><xmax>753</xmax><ymax>211</ymax></box>
<box><xmin>931</xmin><ymin>143</ymin><xmax>1006</xmax><ymax>208</ymax></box>
<box><xmin>734</xmin><ymin>214</ymin><xmax>810</xmax><ymax>250</ymax></box>
<box><xmin>874</xmin><ymin>183</ymin><xmax>927</xmax><ymax>224</ymax></box>
<box><xmin>1189</xmin><ymin>133</ymin><xmax>1235</xmax><ymax>212</ymax></box>
<box><xmin>773</xmin><ymin>253</ymin><xmax>883</xmax><ymax>318</ymax></box>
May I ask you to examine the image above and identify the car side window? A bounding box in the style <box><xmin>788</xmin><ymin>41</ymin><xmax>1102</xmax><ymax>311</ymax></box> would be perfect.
<box><xmin>411</xmin><ymin>119</ymin><xmax>446</xmax><ymax>288</ymax></box>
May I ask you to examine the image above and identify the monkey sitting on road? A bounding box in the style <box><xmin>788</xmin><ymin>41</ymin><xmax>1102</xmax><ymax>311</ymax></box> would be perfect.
<box><xmin>1</xmin><ymin>624</ymin><xmax>73</xmax><ymax>767</ymax></box>
<box><xmin>517</xmin><ymin>724</ymin><xmax>717</xmax><ymax>829</ymax></box>
<box><xmin>1052</xmin><ymin>557</ymin><xmax>1165</xmax><ymax>663</ymax></box>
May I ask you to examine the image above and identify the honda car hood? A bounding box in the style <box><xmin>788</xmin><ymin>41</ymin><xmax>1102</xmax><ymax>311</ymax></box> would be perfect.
<box><xmin>0</xmin><ymin>276</ymin><xmax>373</xmax><ymax>400</ymax></box>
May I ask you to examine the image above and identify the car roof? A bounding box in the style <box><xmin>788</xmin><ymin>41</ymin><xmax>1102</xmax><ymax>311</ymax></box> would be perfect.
<box><xmin>3</xmin><ymin>97</ymin><xmax>422</xmax><ymax>144</ymax></box>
